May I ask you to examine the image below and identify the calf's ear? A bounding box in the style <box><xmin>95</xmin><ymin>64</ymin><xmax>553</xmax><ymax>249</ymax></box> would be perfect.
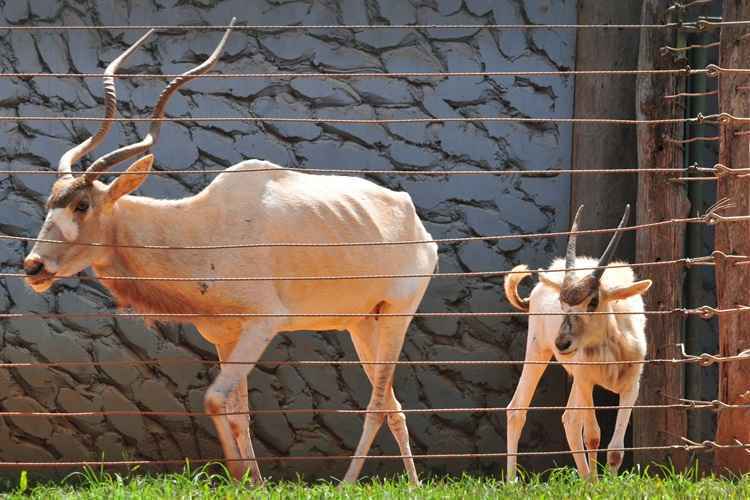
<box><xmin>604</xmin><ymin>280</ymin><xmax>652</xmax><ymax>301</ymax></box>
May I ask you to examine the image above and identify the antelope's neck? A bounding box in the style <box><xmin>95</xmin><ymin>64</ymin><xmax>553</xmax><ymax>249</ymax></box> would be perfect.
<box><xmin>107</xmin><ymin>194</ymin><xmax>197</xmax><ymax>253</ymax></box>
<box><xmin>91</xmin><ymin>195</ymin><xmax>205</xmax><ymax>314</ymax></box>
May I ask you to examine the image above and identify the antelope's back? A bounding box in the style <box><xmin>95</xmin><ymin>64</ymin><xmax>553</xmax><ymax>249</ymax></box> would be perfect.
<box><xmin>206</xmin><ymin>160</ymin><xmax>438</xmax><ymax>314</ymax></box>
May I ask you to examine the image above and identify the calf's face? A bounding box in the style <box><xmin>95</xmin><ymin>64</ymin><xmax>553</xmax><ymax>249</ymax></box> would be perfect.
<box><xmin>555</xmin><ymin>279</ymin><xmax>652</xmax><ymax>355</ymax></box>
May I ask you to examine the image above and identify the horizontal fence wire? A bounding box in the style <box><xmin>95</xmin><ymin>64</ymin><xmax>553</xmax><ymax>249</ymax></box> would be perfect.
<box><xmin>2</xmin><ymin>65</ymin><xmax>747</xmax><ymax>80</ymax></box>
<box><xmin>0</xmin><ymin>440</ymin><xmax>743</xmax><ymax>468</ymax></box>
<box><xmin>0</xmin><ymin>115</ymin><xmax>721</xmax><ymax>125</ymax></box>
<box><xmin>0</xmin><ymin>68</ymin><xmax>716</xmax><ymax>79</ymax></box>
<box><xmin>0</xmin><ymin>17</ymin><xmax>739</xmax><ymax>31</ymax></box>
<box><xmin>0</xmin><ymin>256</ymin><xmax>726</xmax><ymax>282</ymax></box>
<box><xmin>0</xmin><ymin>398</ymin><xmax>750</xmax><ymax>418</ymax></box>
<box><xmin>0</xmin><ymin>306</ymin><xmax>744</xmax><ymax>320</ymax></box>
<box><xmin>0</xmin><ymin>343</ymin><xmax>745</xmax><ymax>369</ymax></box>
<box><xmin>0</xmin><ymin>24</ymin><xmax>713</xmax><ymax>32</ymax></box>
<box><xmin>2</xmin><ymin>207</ymin><xmax>743</xmax><ymax>249</ymax></box>
<box><xmin>0</xmin><ymin>166</ymin><xmax>720</xmax><ymax>177</ymax></box>
<box><xmin>0</xmin><ymin>400</ymin><xmax>747</xmax><ymax>419</ymax></box>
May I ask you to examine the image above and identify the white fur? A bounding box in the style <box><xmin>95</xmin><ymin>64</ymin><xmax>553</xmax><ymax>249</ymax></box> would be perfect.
<box><xmin>27</xmin><ymin>157</ymin><xmax>438</xmax><ymax>485</ymax></box>
<box><xmin>46</xmin><ymin>208</ymin><xmax>79</xmax><ymax>241</ymax></box>
<box><xmin>506</xmin><ymin>256</ymin><xmax>648</xmax><ymax>481</ymax></box>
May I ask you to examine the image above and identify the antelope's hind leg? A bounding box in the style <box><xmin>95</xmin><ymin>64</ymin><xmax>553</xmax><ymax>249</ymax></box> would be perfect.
<box><xmin>342</xmin><ymin>304</ymin><xmax>418</xmax><ymax>485</ymax></box>
<box><xmin>349</xmin><ymin>317</ymin><xmax>420</xmax><ymax>485</ymax></box>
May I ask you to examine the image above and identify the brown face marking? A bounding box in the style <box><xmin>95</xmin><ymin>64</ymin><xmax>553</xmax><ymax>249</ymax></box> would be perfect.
<box><xmin>560</xmin><ymin>275</ymin><xmax>599</xmax><ymax>306</ymax></box>
<box><xmin>46</xmin><ymin>177</ymin><xmax>90</xmax><ymax>210</ymax></box>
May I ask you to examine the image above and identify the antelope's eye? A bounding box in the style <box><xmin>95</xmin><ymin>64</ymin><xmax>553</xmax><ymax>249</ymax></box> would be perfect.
<box><xmin>74</xmin><ymin>200</ymin><xmax>89</xmax><ymax>213</ymax></box>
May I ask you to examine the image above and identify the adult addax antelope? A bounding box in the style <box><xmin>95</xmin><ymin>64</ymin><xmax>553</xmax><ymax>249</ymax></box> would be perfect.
<box><xmin>22</xmin><ymin>21</ymin><xmax>437</xmax><ymax>484</ymax></box>
<box><xmin>503</xmin><ymin>205</ymin><xmax>650</xmax><ymax>481</ymax></box>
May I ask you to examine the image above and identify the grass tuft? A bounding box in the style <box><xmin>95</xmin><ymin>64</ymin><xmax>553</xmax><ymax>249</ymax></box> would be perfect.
<box><xmin>1</xmin><ymin>465</ymin><xmax>748</xmax><ymax>499</ymax></box>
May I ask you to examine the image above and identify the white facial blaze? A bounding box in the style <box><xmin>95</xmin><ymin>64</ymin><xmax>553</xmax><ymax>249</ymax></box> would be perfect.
<box><xmin>47</xmin><ymin>208</ymin><xmax>79</xmax><ymax>241</ymax></box>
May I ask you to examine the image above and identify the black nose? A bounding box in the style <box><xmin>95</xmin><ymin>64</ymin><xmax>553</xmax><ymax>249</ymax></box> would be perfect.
<box><xmin>24</xmin><ymin>259</ymin><xmax>44</xmax><ymax>276</ymax></box>
<box><xmin>555</xmin><ymin>337</ymin><xmax>572</xmax><ymax>352</ymax></box>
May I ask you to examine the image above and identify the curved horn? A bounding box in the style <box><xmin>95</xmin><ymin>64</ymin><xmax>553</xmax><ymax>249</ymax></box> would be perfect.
<box><xmin>58</xmin><ymin>29</ymin><xmax>154</xmax><ymax>177</ymax></box>
<box><xmin>562</xmin><ymin>204</ymin><xmax>584</xmax><ymax>289</ymax></box>
<box><xmin>84</xmin><ymin>17</ymin><xmax>237</xmax><ymax>184</ymax></box>
<box><xmin>591</xmin><ymin>204</ymin><xmax>631</xmax><ymax>281</ymax></box>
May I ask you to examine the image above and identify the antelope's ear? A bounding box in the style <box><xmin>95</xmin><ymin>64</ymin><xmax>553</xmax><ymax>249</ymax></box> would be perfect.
<box><xmin>105</xmin><ymin>155</ymin><xmax>154</xmax><ymax>203</ymax></box>
<box><xmin>604</xmin><ymin>279</ymin><xmax>652</xmax><ymax>301</ymax></box>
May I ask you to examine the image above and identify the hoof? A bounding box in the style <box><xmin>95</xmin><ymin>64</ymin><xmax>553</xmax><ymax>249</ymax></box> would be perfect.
<box><xmin>337</xmin><ymin>479</ymin><xmax>356</xmax><ymax>489</ymax></box>
<box><xmin>607</xmin><ymin>450</ymin><xmax>623</xmax><ymax>472</ymax></box>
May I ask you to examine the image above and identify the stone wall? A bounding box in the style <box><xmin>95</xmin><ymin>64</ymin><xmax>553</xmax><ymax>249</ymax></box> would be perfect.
<box><xmin>0</xmin><ymin>0</ymin><xmax>577</xmax><ymax>479</ymax></box>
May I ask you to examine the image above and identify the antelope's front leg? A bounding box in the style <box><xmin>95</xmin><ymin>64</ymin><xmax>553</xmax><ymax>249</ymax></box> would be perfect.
<box><xmin>506</xmin><ymin>347</ymin><xmax>551</xmax><ymax>482</ymax></box>
<box><xmin>561</xmin><ymin>381</ymin><xmax>591</xmax><ymax>479</ymax></box>
<box><xmin>580</xmin><ymin>390</ymin><xmax>600</xmax><ymax>481</ymax></box>
<box><xmin>607</xmin><ymin>380</ymin><xmax>640</xmax><ymax>473</ymax></box>
<box><xmin>205</xmin><ymin>326</ymin><xmax>276</xmax><ymax>482</ymax></box>
<box><xmin>228</xmin><ymin>377</ymin><xmax>262</xmax><ymax>483</ymax></box>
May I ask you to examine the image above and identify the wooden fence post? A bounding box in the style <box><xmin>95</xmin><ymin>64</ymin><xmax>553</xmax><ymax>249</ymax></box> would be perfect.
<box><xmin>633</xmin><ymin>0</ymin><xmax>690</xmax><ymax>470</ymax></box>
<box><xmin>714</xmin><ymin>0</ymin><xmax>750</xmax><ymax>474</ymax></box>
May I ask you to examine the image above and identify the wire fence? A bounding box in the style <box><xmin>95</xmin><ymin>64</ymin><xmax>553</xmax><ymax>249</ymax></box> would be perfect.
<box><xmin>0</xmin><ymin>18</ymin><xmax>737</xmax><ymax>31</ymax></box>
<box><xmin>2</xmin><ymin>204</ymin><xmax>744</xmax><ymax>248</ymax></box>
<box><xmin>0</xmin><ymin>254</ymin><xmax>722</xmax><ymax>282</ymax></box>
<box><xmin>0</xmin><ymin>300</ymin><xmax>748</xmax><ymax>321</ymax></box>
<box><xmin>0</xmin><ymin>10</ymin><xmax>747</xmax><ymax>474</ymax></box>
<box><xmin>0</xmin><ymin>68</ymin><xmax>716</xmax><ymax>79</ymax></box>
<box><xmin>0</xmin><ymin>114</ymin><xmax>724</xmax><ymax>125</ymax></box>
<box><xmin>0</xmin><ymin>343</ymin><xmax>746</xmax><ymax>370</ymax></box>
<box><xmin>0</xmin><ymin>397</ymin><xmax>747</xmax><ymax>418</ymax></box>
<box><xmin>0</xmin><ymin>64</ymin><xmax>745</xmax><ymax>81</ymax></box>
<box><xmin>0</xmin><ymin>439</ymin><xmax>744</xmax><ymax>469</ymax></box>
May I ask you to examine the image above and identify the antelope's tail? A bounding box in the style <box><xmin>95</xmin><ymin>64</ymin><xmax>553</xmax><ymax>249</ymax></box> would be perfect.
<box><xmin>504</xmin><ymin>265</ymin><xmax>532</xmax><ymax>312</ymax></box>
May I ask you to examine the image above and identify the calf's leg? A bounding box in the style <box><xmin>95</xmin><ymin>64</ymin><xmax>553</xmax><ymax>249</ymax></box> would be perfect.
<box><xmin>562</xmin><ymin>381</ymin><xmax>591</xmax><ymax>479</ymax></box>
<box><xmin>506</xmin><ymin>328</ymin><xmax>551</xmax><ymax>481</ymax></box>
<box><xmin>607</xmin><ymin>380</ymin><xmax>640</xmax><ymax>473</ymax></box>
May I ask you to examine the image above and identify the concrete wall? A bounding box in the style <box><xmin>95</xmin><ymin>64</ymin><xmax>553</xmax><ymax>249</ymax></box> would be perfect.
<box><xmin>0</xmin><ymin>0</ymin><xmax>577</xmax><ymax>479</ymax></box>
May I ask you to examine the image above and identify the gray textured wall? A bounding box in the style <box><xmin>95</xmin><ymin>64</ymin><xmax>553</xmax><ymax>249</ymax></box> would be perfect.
<box><xmin>0</xmin><ymin>0</ymin><xmax>576</xmax><ymax>479</ymax></box>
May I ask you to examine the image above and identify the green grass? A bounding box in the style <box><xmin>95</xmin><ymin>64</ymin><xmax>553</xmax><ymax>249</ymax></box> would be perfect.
<box><xmin>2</xmin><ymin>465</ymin><xmax>749</xmax><ymax>499</ymax></box>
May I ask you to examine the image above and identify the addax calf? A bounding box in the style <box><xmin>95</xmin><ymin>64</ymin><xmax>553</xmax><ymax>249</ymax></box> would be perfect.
<box><xmin>503</xmin><ymin>205</ymin><xmax>651</xmax><ymax>481</ymax></box>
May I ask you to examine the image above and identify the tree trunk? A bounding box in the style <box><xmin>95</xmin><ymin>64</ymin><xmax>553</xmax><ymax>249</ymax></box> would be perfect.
<box><xmin>714</xmin><ymin>0</ymin><xmax>750</xmax><ymax>474</ymax></box>
<box><xmin>633</xmin><ymin>0</ymin><xmax>690</xmax><ymax>470</ymax></box>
